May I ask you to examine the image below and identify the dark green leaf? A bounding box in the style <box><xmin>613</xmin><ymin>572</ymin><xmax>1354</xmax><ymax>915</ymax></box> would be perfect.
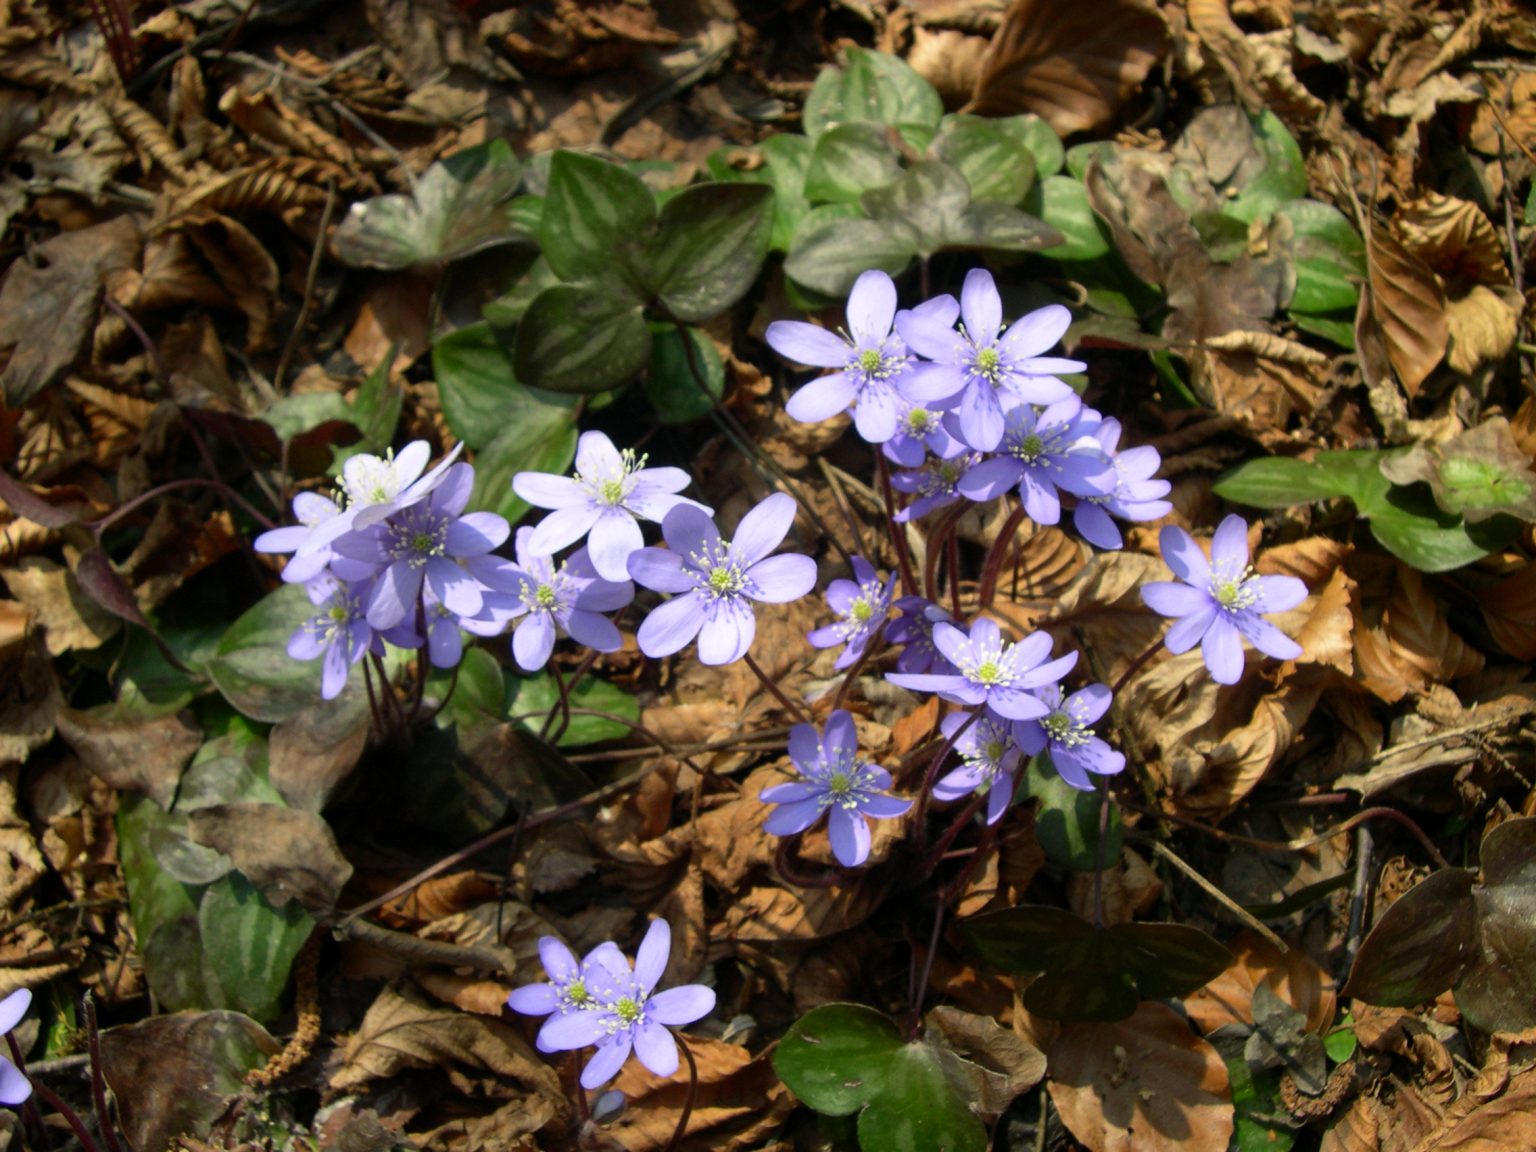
<box><xmin>428</xmin><ymin>646</ymin><xmax>505</xmax><ymax>731</ymax></box>
<box><xmin>260</xmin><ymin>392</ymin><xmax>355</xmax><ymax>443</ymax></box>
<box><xmin>962</xmin><ymin>904</ymin><xmax>1096</xmax><ymax>975</ymax></box>
<box><xmin>785</xmin><ymin>213</ymin><xmax>916</xmax><ymax>297</ymax></box>
<box><xmin>507</xmin><ymin>671</ymin><xmax>640</xmax><ymax>747</ymax></box>
<box><xmin>951</xmin><ymin>201</ymin><xmax>1062</xmax><ymax>253</ymax></box>
<box><xmin>1457</xmin><ymin>818</ymin><xmax>1536</xmax><ymax>1033</ymax></box>
<box><xmin>1367</xmin><ymin>486</ymin><xmax>1519</xmax><ymax>573</ymax></box>
<box><xmin>513</xmin><ymin>284</ymin><xmax>651</xmax><ymax>393</ymax></box>
<box><xmin>707</xmin><ymin>135</ymin><xmax>813</xmax><ymax>253</ymax></box>
<box><xmin>856</xmin><ymin>1043</ymin><xmax>988</xmax><ymax>1152</ymax></box>
<box><xmin>802</xmin><ymin>46</ymin><xmax>943</xmax><ymax>138</ymax></box>
<box><xmin>332</xmin><ymin>139</ymin><xmax>526</xmax><ymax>269</ymax></box>
<box><xmin>1026</xmin><ymin>752</ymin><xmax>1122</xmax><ymax>871</ymax></box>
<box><xmin>347</xmin><ymin>350</ymin><xmax>404</xmax><ymax>454</ymax></box>
<box><xmin>930</xmin><ymin>115</ymin><xmax>1035</xmax><ymax>205</ymax></box>
<box><xmin>1291</xmin><ymin>311</ymin><xmax>1356</xmax><ymax>348</ymax></box>
<box><xmin>467</xmin><ymin>397</ymin><xmax>579</xmax><ymax>527</ymax></box>
<box><xmin>1223</xmin><ymin>111</ymin><xmax>1308</xmax><ymax>224</ymax></box>
<box><xmin>645</xmin><ymin>323</ymin><xmax>722</xmax><ymax>424</ymax></box>
<box><xmin>206</xmin><ymin>584</ymin><xmax>334</xmax><ymax>723</ymax></box>
<box><xmin>433</xmin><ymin>321</ymin><xmax>577</xmax><ymax>449</ymax></box>
<box><xmin>118</xmin><ymin>793</ymin><xmax>206</xmax><ymax>1011</ymax></box>
<box><xmin>1284</xmin><ymin>199</ymin><xmax>1365</xmax><ymax>315</ymax></box>
<box><xmin>1112</xmin><ymin>923</ymin><xmax>1233</xmax><ymax>1000</ymax></box>
<box><xmin>649</xmin><ymin>183</ymin><xmax>774</xmax><ymax>321</ymax></box>
<box><xmin>198</xmin><ymin>871</ymin><xmax>312</xmax><ymax>1023</ymax></box>
<box><xmin>805</xmin><ymin>124</ymin><xmax>904</xmax><ymax>205</ymax></box>
<box><xmin>539</xmin><ymin>151</ymin><xmax>655</xmax><ymax>286</ymax></box>
<box><xmin>774</xmin><ymin>1003</ymin><xmax>902</xmax><ymax>1115</ymax></box>
<box><xmin>862</xmin><ymin>161</ymin><xmax>973</xmax><ymax>256</ymax></box>
<box><xmin>1025</xmin><ymin>176</ymin><xmax>1110</xmax><ymax>260</ymax></box>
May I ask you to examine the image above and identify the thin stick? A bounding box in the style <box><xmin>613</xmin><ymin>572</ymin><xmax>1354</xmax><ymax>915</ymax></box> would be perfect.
<box><xmin>742</xmin><ymin>650</ymin><xmax>811</xmax><ymax>723</ymax></box>
<box><xmin>273</xmin><ymin>182</ymin><xmax>338</xmax><ymax>393</ymax></box>
<box><xmin>906</xmin><ymin>902</ymin><xmax>945</xmax><ymax>1040</ymax></box>
<box><xmin>1147</xmin><ymin>840</ymin><xmax>1289</xmax><ymax>952</ymax></box>
<box><xmin>875</xmin><ymin>454</ymin><xmax>919</xmax><ymax>597</ymax></box>
<box><xmin>977</xmin><ymin>502</ymin><xmax>1025</xmax><ymax>608</ymax></box>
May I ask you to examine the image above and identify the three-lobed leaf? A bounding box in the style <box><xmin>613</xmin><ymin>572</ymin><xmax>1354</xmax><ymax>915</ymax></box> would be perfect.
<box><xmin>802</xmin><ymin>46</ymin><xmax>944</xmax><ymax>138</ymax></box>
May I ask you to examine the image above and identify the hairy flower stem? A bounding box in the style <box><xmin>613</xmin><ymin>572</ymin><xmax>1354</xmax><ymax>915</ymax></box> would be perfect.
<box><xmin>875</xmin><ymin>454</ymin><xmax>920</xmax><ymax>597</ymax></box>
<box><xmin>742</xmin><ymin>651</ymin><xmax>811</xmax><ymax>724</ymax></box>
<box><xmin>1093</xmin><ymin>782</ymin><xmax>1111</xmax><ymax>929</ymax></box>
<box><xmin>82</xmin><ymin>995</ymin><xmax>122</xmax><ymax>1152</ymax></box>
<box><xmin>918</xmin><ymin>789</ymin><xmax>990</xmax><ymax>879</ymax></box>
<box><xmin>911</xmin><ymin>711</ymin><xmax>979</xmax><ymax>858</ymax></box>
<box><xmin>771</xmin><ymin>836</ymin><xmax>841</xmax><ymax>888</ymax></box>
<box><xmin>8</xmin><ymin>1034</ymin><xmax>102</xmax><ymax>1152</ymax></box>
<box><xmin>829</xmin><ymin>620</ymin><xmax>889</xmax><ymax>713</ymax></box>
<box><xmin>1111</xmin><ymin>633</ymin><xmax>1167</xmax><ymax>698</ymax></box>
<box><xmin>922</xmin><ymin>504</ymin><xmax>969</xmax><ymax>604</ymax></box>
<box><xmin>540</xmin><ymin>661</ymin><xmax>573</xmax><ymax>744</ymax></box>
<box><xmin>976</xmin><ymin>502</ymin><xmax>1026</xmax><ymax>609</ymax></box>
<box><xmin>566</xmin><ymin>1051</ymin><xmax>590</xmax><ymax>1124</ymax></box>
<box><xmin>906</xmin><ymin>902</ymin><xmax>944</xmax><ymax>1041</ymax></box>
<box><xmin>946</xmin><ymin>530</ymin><xmax>963</xmax><ymax>619</ymax></box>
<box><xmin>664</xmin><ymin>1037</ymin><xmax>700</xmax><ymax>1152</ymax></box>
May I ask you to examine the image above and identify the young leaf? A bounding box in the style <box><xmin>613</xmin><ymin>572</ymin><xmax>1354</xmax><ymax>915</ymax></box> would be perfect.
<box><xmin>513</xmin><ymin>284</ymin><xmax>651</xmax><ymax>393</ymax></box>
<box><xmin>1377</xmin><ymin>417</ymin><xmax>1536</xmax><ymax>523</ymax></box>
<box><xmin>930</xmin><ymin>115</ymin><xmax>1036</xmax><ymax>205</ymax></box>
<box><xmin>648</xmin><ymin>182</ymin><xmax>774</xmax><ymax>321</ymax></box>
<box><xmin>332</xmin><ymin>140</ymin><xmax>527</xmax><ymax>269</ymax></box>
<box><xmin>539</xmin><ymin>151</ymin><xmax>655</xmax><ymax>287</ymax></box>
<box><xmin>206</xmin><ymin>584</ymin><xmax>333</xmax><ymax>723</ymax></box>
<box><xmin>802</xmin><ymin>46</ymin><xmax>944</xmax><ymax>138</ymax></box>
<box><xmin>804</xmin><ymin>124</ymin><xmax>904</xmax><ymax>205</ymax></box>
<box><xmin>1026</xmin><ymin>752</ymin><xmax>1122</xmax><ymax>871</ymax></box>
<box><xmin>644</xmin><ymin>323</ymin><xmax>722</xmax><ymax>424</ymax></box>
<box><xmin>1025</xmin><ymin>176</ymin><xmax>1111</xmax><ymax>260</ymax></box>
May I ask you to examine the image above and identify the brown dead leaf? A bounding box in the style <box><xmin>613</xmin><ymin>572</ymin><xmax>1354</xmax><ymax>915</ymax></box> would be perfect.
<box><xmin>1067</xmin><ymin>846</ymin><xmax>1162</xmax><ymax>924</ymax></box>
<box><xmin>1035</xmin><ymin>550</ymin><xmax>1167</xmax><ymax>684</ymax></box>
<box><xmin>186</xmin><ymin>803</ymin><xmax>354</xmax><ymax>915</ymax></box>
<box><xmin>1469</xmin><ymin>71</ymin><xmax>1536</xmax><ymax>156</ymax></box>
<box><xmin>1362</xmin><ymin>220</ymin><xmax>1448</xmax><ymax>400</ymax></box>
<box><xmin>1186</xmin><ymin>0</ymin><xmax>1262</xmax><ymax>110</ymax></box>
<box><xmin>54</xmin><ymin>702</ymin><xmax>200</xmax><ymax>809</ymax></box>
<box><xmin>1479</xmin><ymin>559</ymin><xmax>1536</xmax><ymax>659</ymax></box>
<box><xmin>1444</xmin><ymin>285</ymin><xmax>1520</xmax><ymax>376</ymax></box>
<box><xmin>268</xmin><ymin>695</ymin><xmax>370</xmax><ymax>813</ymax></box>
<box><xmin>724</xmin><ymin>877</ymin><xmax>891</xmax><ymax>943</ymax></box>
<box><xmin>1354</xmin><ymin>567</ymin><xmax>1483</xmax><ymax>703</ymax></box>
<box><xmin>1049</xmin><ymin>1002</ymin><xmax>1234</xmax><ymax>1152</ymax></box>
<box><xmin>417</xmin><ymin>970</ymin><xmax>515</xmax><ymax>1018</ymax></box>
<box><xmin>0</xmin><ymin>632</ymin><xmax>58</xmax><ymax>768</ymax></box>
<box><xmin>607</xmin><ymin>1037</ymin><xmax>789</xmax><ymax>1152</ymax></box>
<box><xmin>1395</xmin><ymin>193</ymin><xmax>1511</xmax><ymax>289</ymax></box>
<box><xmin>0</xmin><ymin>556</ymin><xmax>119</xmax><ymax>655</ymax></box>
<box><xmin>925</xmin><ymin>1005</ymin><xmax>1048</xmax><ymax>1115</ymax></box>
<box><xmin>1412</xmin><ymin>1063</ymin><xmax>1536</xmax><ymax>1151</ymax></box>
<box><xmin>1185</xmin><ymin>929</ymin><xmax>1338</xmax><ymax>1037</ymax></box>
<box><xmin>967</xmin><ymin>0</ymin><xmax>1167</xmax><ymax>135</ymax></box>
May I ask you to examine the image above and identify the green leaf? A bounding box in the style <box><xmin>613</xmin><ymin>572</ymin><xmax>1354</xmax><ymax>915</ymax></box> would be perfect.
<box><xmin>539</xmin><ymin>151</ymin><xmax>655</xmax><ymax>287</ymax></box>
<box><xmin>930</xmin><ymin>115</ymin><xmax>1035</xmax><ymax>205</ymax></box>
<box><xmin>645</xmin><ymin>323</ymin><xmax>722</xmax><ymax>424</ymax></box>
<box><xmin>649</xmin><ymin>183</ymin><xmax>774</xmax><ymax>321</ymax></box>
<box><xmin>427</xmin><ymin>646</ymin><xmax>505</xmax><ymax>731</ymax></box>
<box><xmin>803</xmin><ymin>47</ymin><xmax>943</xmax><ymax>138</ymax></box>
<box><xmin>513</xmin><ymin>284</ymin><xmax>651</xmax><ymax>393</ymax></box>
<box><xmin>347</xmin><ymin>350</ymin><xmax>404</xmax><ymax>454</ymax></box>
<box><xmin>206</xmin><ymin>584</ymin><xmax>335</xmax><ymax>723</ymax></box>
<box><xmin>1291</xmin><ymin>310</ymin><xmax>1356</xmax><ymax>348</ymax></box>
<box><xmin>785</xmin><ymin>213</ymin><xmax>916</xmax><ymax>297</ymax></box>
<box><xmin>198</xmin><ymin>872</ymin><xmax>312</xmax><ymax>1023</ymax></box>
<box><xmin>468</xmin><ymin>398</ymin><xmax>579</xmax><ymax>527</ymax></box>
<box><xmin>804</xmin><ymin>124</ymin><xmax>904</xmax><ymax>205</ymax></box>
<box><xmin>1026</xmin><ymin>753</ymin><xmax>1122</xmax><ymax>871</ymax></box>
<box><xmin>118</xmin><ymin>793</ymin><xmax>205</xmax><ymax>1011</ymax></box>
<box><xmin>260</xmin><ymin>392</ymin><xmax>355</xmax><ymax>443</ymax></box>
<box><xmin>952</xmin><ymin>201</ymin><xmax>1062</xmax><ymax>253</ymax></box>
<box><xmin>707</xmin><ymin>135</ymin><xmax>813</xmax><ymax>254</ymax></box>
<box><xmin>433</xmin><ymin>321</ymin><xmax>577</xmax><ymax>449</ymax></box>
<box><xmin>1283</xmin><ymin>199</ymin><xmax>1365</xmax><ymax>314</ymax></box>
<box><xmin>856</xmin><ymin>1043</ymin><xmax>987</xmax><ymax>1152</ymax></box>
<box><xmin>507</xmin><ymin>671</ymin><xmax>640</xmax><ymax>747</ymax></box>
<box><xmin>1223</xmin><ymin>110</ymin><xmax>1308</xmax><ymax>224</ymax></box>
<box><xmin>1212</xmin><ymin>456</ymin><xmax>1355</xmax><ymax>508</ymax></box>
<box><xmin>332</xmin><ymin>140</ymin><xmax>527</xmax><ymax>269</ymax></box>
<box><xmin>1366</xmin><ymin>487</ymin><xmax>1520</xmax><ymax>572</ymax></box>
<box><xmin>862</xmin><ymin>161</ymin><xmax>973</xmax><ymax>257</ymax></box>
<box><xmin>1323</xmin><ymin>1013</ymin><xmax>1357</xmax><ymax>1063</ymax></box>
<box><xmin>1025</xmin><ymin>176</ymin><xmax>1110</xmax><ymax>260</ymax></box>
<box><xmin>990</xmin><ymin>113</ymin><xmax>1064</xmax><ymax>178</ymax></box>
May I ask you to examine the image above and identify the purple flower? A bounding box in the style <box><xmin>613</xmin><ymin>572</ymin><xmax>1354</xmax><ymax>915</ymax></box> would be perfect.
<box><xmin>882</xmin><ymin>401</ymin><xmax>966</xmax><ymax>467</ymax></box>
<box><xmin>287</xmin><ymin>574</ymin><xmax>377</xmax><ymax>700</ymax></box>
<box><xmin>469</xmin><ymin>528</ymin><xmax>632</xmax><ymax>672</ymax></box>
<box><xmin>332</xmin><ymin>463</ymin><xmax>509</xmax><ymax>630</ymax></box>
<box><xmin>766</xmin><ymin>270</ymin><xmax>915</xmax><ymax>443</ymax></box>
<box><xmin>807</xmin><ymin>556</ymin><xmax>896</xmax><ymax>670</ymax></box>
<box><xmin>956</xmin><ymin>396</ymin><xmax>1115</xmax><ymax>526</ymax></box>
<box><xmin>1070</xmin><ymin>417</ymin><xmax>1171</xmax><ymax>550</ymax></box>
<box><xmin>507</xmin><ymin>937</ymin><xmax>630</xmax><ymax>1052</ymax></box>
<box><xmin>760</xmin><ymin>710</ymin><xmax>911</xmax><ymax>867</ymax></box>
<box><xmin>628</xmin><ymin>493</ymin><xmax>816</xmax><ymax>666</ymax></box>
<box><xmin>254</xmin><ymin>490</ymin><xmax>344</xmax><ymax>584</ymax></box>
<box><xmin>886</xmin><ymin>617</ymin><xmax>1075</xmax><ymax>720</ymax></box>
<box><xmin>896</xmin><ymin>269</ymin><xmax>1084</xmax><ymax>452</ymax></box>
<box><xmin>890</xmin><ymin>451</ymin><xmax>983</xmax><ymax>522</ymax></box>
<box><xmin>933</xmin><ymin>710</ymin><xmax>1022</xmax><ymax>825</ymax></box>
<box><xmin>513</xmin><ymin>432</ymin><xmax>710</xmax><ymax>582</ymax></box>
<box><xmin>535</xmin><ymin>920</ymin><xmax>716</xmax><ymax>1090</ymax></box>
<box><xmin>1013</xmin><ymin>683</ymin><xmax>1125</xmax><ymax>790</ymax></box>
<box><xmin>887</xmin><ymin>596</ymin><xmax>958</xmax><ymax>675</ymax></box>
<box><xmin>1141</xmin><ymin>515</ymin><xmax>1308</xmax><ymax>684</ymax></box>
<box><xmin>0</xmin><ymin>989</ymin><xmax>31</xmax><ymax>1106</ymax></box>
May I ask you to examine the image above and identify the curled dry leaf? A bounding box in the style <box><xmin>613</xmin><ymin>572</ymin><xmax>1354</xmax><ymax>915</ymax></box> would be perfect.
<box><xmin>1184</xmin><ymin>929</ymin><xmax>1338</xmax><ymax>1037</ymax></box>
<box><xmin>1048</xmin><ymin>1001</ymin><xmax>1233</xmax><ymax>1152</ymax></box>
<box><xmin>1479</xmin><ymin>559</ymin><xmax>1536</xmax><ymax>660</ymax></box>
<box><xmin>0</xmin><ymin>631</ymin><xmax>58</xmax><ymax>767</ymax></box>
<box><xmin>1353</xmin><ymin>567</ymin><xmax>1484</xmax><ymax>704</ymax></box>
<box><xmin>607</xmin><ymin>1037</ymin><xmax>790</xmax><ymax>1152</ymax></box>
<box><xmin>924</xmin><ymin>1004</ymin><xmax>1047</xmax><ymax>1115</ymax></box>
<box><xmin>186</xmin><ymin>802</ymin><xmax>354</xmax><ymax>916</ymax></box>
<box><xmin>1360</xmin><ymin>219</ymin><xmax>1448</xmax><ymax>400</ymax></box>
<box><xmin>967</xmin><ymin>0</ymin><xmax>1167</xmax><ymax>135</ymax></box>
<box><xmin>1394</xmin><ymin>193</ymin><xmax>1511</xmax><ymax>288</ymax></box>
<box><xmin>0</xmin><ymin>556</ymin><xmax>119</xmax><ymax>655</ymax></box>
<box><xmin>1444</xmin><ymin>284</ymin><xmax>1520</xmax><ymax>376</ymax></box>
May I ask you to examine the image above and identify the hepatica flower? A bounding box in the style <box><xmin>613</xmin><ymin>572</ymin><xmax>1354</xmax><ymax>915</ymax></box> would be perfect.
<box><xmin>288</xmin><ymin>574</ymin><xmax>377</xmax><ymax>700</ymax></box>
<box><xmin>628</xmin><ymin>493</ymin><xmax>816</xmax><ymax>666</ymax></box>
<box><xmin>507</xmin><ymin>937</ymin><xmax>629</xmax><ymax>1052</ymax></box>
<box><xmin>1071</xmin><ymin>417</ymin><xmax>1171</xmax><ymax>551</ymax></box>
<box><xmin>897</xmin><ymin>268</ymin><xmax>1084</xmax><ymax>452</ymax></box>
<box><xmin>891</xmin><ymin>450</ymin><xmax>982</xmax><ymax>522</ymax></box>
<box><xmin>957</xmin><ymin>396</ymin><xmax>1115</xmax><ymax>526</ymax></box>
<box><xmin>761</xmin><ymin>709</ymin><xmax>911</xmax><ymax>867</ymax></box>
<box><xmin>887</xmin><ymin>617</ymin><xmax>1075</xmax><ymax>721</ymax></box>
<box><xmin>1141</xmin><ymin>515</ymin><xmax>1307</xmax><ymax>684</ymax></box>
<box><xmin>0</xmin><ymin>988</ymin><xmax>31</xmax><ymax>1105</ymax></box>
<box><xmin>532</xmin><ymin>920</ymin><xmax>716</xmax><ymax>1090</ymax></box>
<box><xmin>887</xmin><ymin>596</ymin><xmax>957</xmax><ymax>675</ymax></box>
<box><xmin>1013</xmin><ymin>683</ymin><xmax>1125</xmax><ymax>791</ymax></box>
<box><xmin>513</xmin><ymin>432</ymin><xmax>709</xmax><ymax>582</ymax></box>
<box><xmin>933</xmin><ymin>710</ymin><xmax>1022</xmax><ymax>825</ymax></box>
<box><xmin>807</xmin><ymin>556</ymin><xmax>895</xmax><ymax>669</ymax></box>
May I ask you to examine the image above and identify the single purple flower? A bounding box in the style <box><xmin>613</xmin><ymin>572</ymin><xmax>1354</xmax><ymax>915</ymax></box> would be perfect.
<box><xmin>536</xmin><ymin>920</ymin><xmax>716</xmax><ymax>1090</ymax></box>
<box><xmin>933</xmin><ymin>710</ymin><xmax>1022</xmax><ymax>826</ymax></box>
<box><xmin>288</xmin><ymin>574</ymin><xmax>377</xmax><ymax>700</ymax></box>
<box><xmin>896</xmin><ymin>269</ymin><xmax>1084</xmax><ymax>451</ymax></box>
<box><xmin>1141</xmin><ymin>515</ymin><xmax>1308</xmax><ymax>684</ymax></box>
<box><xmin>1012</xmin><ymin>683</ymin><xmax>1125</xmax><ymax>791</ymax></box>
<box><xmin>507</xmin><ymin>937</ymin><xmax>630</xmax><ymax>1052</ymax></box>
<box><xmin>0</xmin><ymin>989</ymin><xmax>31</xmax><ymax>1106</ymax></box>
<box><xmin>886</xmin><ymin>617</ymin><xmax>1075</xmax><ymax>721</ymax></box>
<box><xmin>956</xmin><ymin>396</ymin><xmax>1116</xmax><ymax>526</ymax></box>
<box><xmin>886</xmin><ymin>596</ymin><xmax>958</xmax><ymax>675</ymax></box>
<box><xmin>254</xmin><ymin>490</ymin><xmax>344</xmax><ymax>584</ymax></box>
<box><xmin>332</xmin><ymin>462</ymin><xmax>509</xmax><ymax>630</ymax></box>
<box><xmin>628</xmin><ymin>493</ymin><xmax>816</xmax><ymax>666</ymax></box>
<box><xmin>760</xmin><ymin>709</ymin><xmax>911</xmax><ymax>867</ymax></box>
<box><xmin>513</xmin><ymin>432</ymin><xmax>710</xmax><ymax>582</ymax></box>
<box><xmin>807</xmin><ymin>556</ymin><xmax>896</xmax><ymax>670</ymax></box>
<box><xmin>890</xmin><ymin>451</ymin><xmax>983</xmax><ymax>522</ymax></box>
<box><xmin>1069</xmin><ymin>416</ymin><xmax>1171</xmax><ymax>550</ymax></box>
<box><xmin>469</xmin><ymin>528</ymin><xmax>633</xmax><ymax>672</ymax></box>
<box><xmin>381</xmin><ymin>579</ymin><xmax>488</xmax><ymax>670</ymax></box>
<box><xmin>766</xmin><ymin>269</ymin><xmax>916</xmax><ymax>443</ymax></box>
<box><xmin>882</xmin><ymin>401</ymin><xmax>966</xmax><ymax>467</ymax></box>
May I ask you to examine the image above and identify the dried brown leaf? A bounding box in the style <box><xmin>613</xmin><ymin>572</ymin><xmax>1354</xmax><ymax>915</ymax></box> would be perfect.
<box><xmin>0</xmin><ymin>632</ymin><xmax>57</xmax><ymax>768</ymax></box>
<box><xmin>1479</xmin><ymin>559</ymin><xmax>1536</xmax><ymax>660</ymax></box>
<box><xmin>1184</xmin><ymin>929</ymin><xmax>1338</xmax><ymax>1037</ymax></box>
<box><xmin>1049</xmin><ymin>1002</ymin><xmax>1234</xmax><ymax>1152</ymax></box>
<box><xmin>268</xmin><ymin>695</ymin><xmax>369</xmax><ymax>813</ymax></box>
<box><xmin>1363</xmin><ymin>220</ymin><xmax>1448</xmax><ymax>400</ymax></box>
<box><xmin>54</xmin><ymin>702</ymin><xmax>199</xmax><ymax>809</ymax></box>
<box><xmin>0</xmin><ymin>557</ymin><xmax>119</xmax><ymax>655</ymax></box>
<box><xmin>187</xmin><ymin>803</ymin><xmax>354</xmax><ymax>915</ymax></box>
<box><xmin>968</xmin><ymin>0</ymin><xmax>1167</xmax><ymax>135</ymax></box>
<box><xmin>1360</xmin><ymin>567</ymin><xmax>1484</xmax><ymax>700</ymax></box>
<box><xmin>1444</xmin><ymin>285</ymin><xmax>1519</xmax><ymax>376</ymax></box>
<box><xmin>607</xmin><ymin>1038</ymin><xmax>790</xmax><ymax>1152</ymax></box>
<box><xmin>1395</xmin><ymin>193</ymin><xmax>1511</xmax><ymax>288</ymax></box>
<box><xmin>925</xmin><ymin>1004</ymin><xmax>1048</xmax><ymax>1114</ymax></box>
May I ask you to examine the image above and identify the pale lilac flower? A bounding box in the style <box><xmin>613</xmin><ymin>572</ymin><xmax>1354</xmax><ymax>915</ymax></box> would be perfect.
<box><xmin>886</xmin><ymin>596</ymin><xmax>957</xmax><ymax>675</ymax></box>
<box><xmin>891</xmin><ymin>451</ymin><xmax>983</xmax><ymax>522</ymax></box>
<box><xmin>956</xmin><ymin>396</ymin><xmax>1115</xmax><ymax>526</ymax></box>
<box><xmin>628</xmin><ymin>494</ymin><xmax>816</xmax><ymax>666</ymax></box>
<box><xmin>537</xmin><ymin>920</ymin><xmax>716</xmax><ymax>1090</ymax></box>
<box><xmin>933</xmin><ymin>710</ymin><xmax>1022</xmax><ymax>825</ymax></box>
<box><xmin>1141</xmin><ymin>515</ymin><xmax>1307</xmax><ymax>684</ymax></box>
<box><xmin>507</xmin><ymin>937</ymin><xmax>630</xmax><ymax>1052</ymax></box>
<box><xmin>1012</xmin><ymin>684</ymin><xmax>1125</xmax><ymax>791</ymax></box>
<box><xmin>897</xmin><ymin>269</ymin><xmax>1083</xmax><ymax>451</ymax></box>
<box><xmin>381</xmin><ymin>581</ymin><xmax>483</xmax><ymax>669</ymax></box>
<box><xmin>766</xmin><ymin>270</ymin><xmax>915</xmax><ymax>443</ymax></box>
<box><xmin>807</xmin><ymin>557</ymin><xmax>896</xmax><ymax>670</ymax></box>
<box><xmin>332</xmin><ymin>463</ymin><xmax>509</xmax><ymax>630</ymax></box>
<box><xmin>882</xmin><ymin>401</ymin><xmax>965</xmax><ymax>467</ymax></box>
<box><xmin>761</xmin><ymin>710</ymin><xmax>911</xmax><ymax>867</ymax></box>
<box><xmin>1070</xmin><ymin>417</ymin><xmax>1171</xmax><ymax>550</ymax></box>
<box><xmin>254</xmin><ymin>491</ymin><xmax>343</xmax><ymax>584</ymax></box>
<box><xmin>469</xmin><ymin>528</ymin><xmax>632</xmax><ymax>672</ymax></box>
<box><xmin>0</xmin><ymin>989</ymin><xmax>31</xmax><ymax>1106</ymax></box>
<box><xmin>513</xmin><ymin>432</ymin><xmax>709</xmax><ymax>582</ymax></box>
<box><xmin>288</xmin><ymin>574</ymin><xmax>376</xmax><ymax>700</ymax></box>
<box><xmin>886</xmin><ymin>617</ymin><xmax>1075</xmax><ymax>720</ymax></box>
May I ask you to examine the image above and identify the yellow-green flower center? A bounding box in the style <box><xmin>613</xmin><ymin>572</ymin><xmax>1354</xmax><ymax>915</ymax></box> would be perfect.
<box><xmin>974</xmin><ymin>346</ymin><xmax>1001</xmax><ymax>381</ymax></box>
<box><xmin>849</xmin><ymin>598</ymin><xmax>874</xmax><ymax>623</ymax></box>
<box><xmin>613</xmin><ymin>996</ymin><xmax>643</xmax><ymax>1024</ymax></box>
<box><xmin>566</xmin><ymin>979</ymin><xmax>590</xmax><ymax>1006</ymax></box>
<box><xmin>535</xmin><ymin>584</ymin><xmax>558</xmax><ymax>609</ymax></box>
<box><xmin>1212</xmin><ymin>577</ymin><xmax>1256</xmax><ymax>611</ymax></box>
<box><xmin>827</xmin><ymin>772</ymin><xmax>852</xmax><ymax>795</ymax></box>
<box><xmin>973</xmin><ymin>660</ymin><xmax>1002</xmax><ymax>684</ymax></box>
<box><xmin>598</xmin><ymin>478</ymin><xmax>626</xmax><ymax>506</ymax></box>
<box><xmin>857</xmin><ymin>348</ymin><xmax>884</xmax><ymax>374</ymax></box>
<box><xmin>1017</xmin><ymin>434</ymin><xmax>1044</xmax><ymax>460</ymax></box>
<box><xmin>709</xmin><ymin>566</ymin><xmax>738</xmax><ymax>593</ymax></box>
<box><xmin>327</xmin><ymin>604</ymin><xmax>349</xmax><ymax>624</ymax></box>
